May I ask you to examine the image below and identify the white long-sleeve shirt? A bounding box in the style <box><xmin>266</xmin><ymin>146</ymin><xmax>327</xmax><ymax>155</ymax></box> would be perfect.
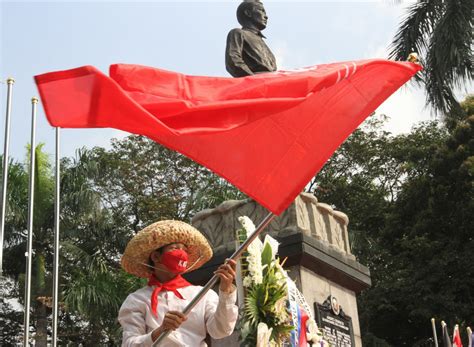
<box><xmin>118</xmin><ymin>285</ymin><xmax>238</xmax><ymax>347</ymax></box>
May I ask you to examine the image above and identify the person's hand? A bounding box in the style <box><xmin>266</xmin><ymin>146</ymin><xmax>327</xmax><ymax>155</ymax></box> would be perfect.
<box><xmin>214</xmin><ymin>259</ymin><xmax>236</xmax><ymax>293</ymax></box>
<box><xmin>152</xmin><ymin>311</ymin><xmax>187</xmax><ymax>341</ymax></box>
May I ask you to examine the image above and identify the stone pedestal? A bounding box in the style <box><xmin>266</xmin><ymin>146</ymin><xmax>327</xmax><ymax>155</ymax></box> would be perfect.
<box><xmin>185</xmin><ymin>193</ymin><xmax>371</xmax><ymax>347</ymax></box>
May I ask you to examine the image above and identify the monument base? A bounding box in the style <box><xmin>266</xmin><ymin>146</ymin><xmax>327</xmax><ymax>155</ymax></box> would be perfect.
<box><xmin>186</xmin><ymin>193</ymin><xmax>371</xmax><ymax>347</ymax></box>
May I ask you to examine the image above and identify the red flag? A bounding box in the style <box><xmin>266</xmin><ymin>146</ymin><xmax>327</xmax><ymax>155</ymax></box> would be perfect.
<box><xmin>453</xmin><ymin>325</ymin><xmax>463</xmax><ymax>347</ymax></box>
<box><xmin>35</xmin><ymin>60</ymin><xmax>420</xmax><ymax>214</ymax></box>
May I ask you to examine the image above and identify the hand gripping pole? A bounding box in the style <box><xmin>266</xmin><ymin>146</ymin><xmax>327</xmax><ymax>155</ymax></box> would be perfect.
<box><xmin>152</xmin><ymin>211</ymin><xmax>276</xmax><ymax>346</ymax></box>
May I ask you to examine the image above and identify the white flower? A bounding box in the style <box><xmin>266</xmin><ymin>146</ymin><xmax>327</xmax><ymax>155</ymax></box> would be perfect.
<box><xmin>274</xmin><ymin>266</ymin><xmax>285</xmax><ymax>284</ymax></box>
<box><xmin>274</xmin><ymin>296</ymin><xmax>289</xmax><ymax>323</ymax></box>
<box><xmin>256</xmin><ymin>322</ymin><xmax>273</xmax><ymax>347</ymax></box>
<box><xmin>238</xmin><ymin>216</ymin><xmax>256</xmax><ymax>236</ymax></box>
<box><xmin>248</xmin><ymin>253</ymin><xmax>263</xmax><ymax>284</ymax></box>
<box><xmin>306</xmin><ymin>318</ymin><xmax>321</xmax><ymax>343</ymax></box>
<box><xmin>239</xmin><ymin>216</ymin><xmax>263</xmax><ymax>284</ymax></box>
<box><xmin>274</xmin><ymin>262</ymin><xmax>288</xmax><ymax>286</ymax></box>
<box><xmin>247</xmin><ymin>241</ymin><xmax>263</xmax><ymax>259</ymax></box>
<box><xmin>242</xmin><ymin>276</ymin><xmax>252</xmax><ymax>287</ymax></box>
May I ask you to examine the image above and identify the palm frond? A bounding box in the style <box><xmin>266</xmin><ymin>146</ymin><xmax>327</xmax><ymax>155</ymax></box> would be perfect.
<box><xmin>62</xmin><ymin>270</ymin><xmax>122</xmax><ymax>316</ymax></box>
<box><xmin>61</xmin><ymin>241</ymin><xmax>108</xmax><ymax>275</ymax></box>
<box><xmin>425</xmin><ymin>0</ymin><xmax>474</xmax><ymax>114</ymax></box>
<box><xmin>390</xmin><ymin>0</ymin><xmax>473</xmax><ymax>117</ymax></box>
<box><xmin>389</xmin><ymin>0</ymin><xmax>444</xmax><ymax>62</ymax></box>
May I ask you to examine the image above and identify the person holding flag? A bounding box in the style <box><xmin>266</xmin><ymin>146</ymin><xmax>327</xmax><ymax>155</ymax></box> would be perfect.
<box><xmin>118</xmin><ymin>220</ymin><xmax>238</xmax><ymax>346</ymax></box>
<box><xmin>32</xmin><ymin>1</ymin><xmax>422</xmax><ymax>344</ymax></box>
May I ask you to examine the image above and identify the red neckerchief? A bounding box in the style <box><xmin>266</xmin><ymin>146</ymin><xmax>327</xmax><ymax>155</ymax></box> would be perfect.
<box><xmin>147</xmin><ymin>275</ymin><xmax>191</xmax><ymax>317</ymax></box>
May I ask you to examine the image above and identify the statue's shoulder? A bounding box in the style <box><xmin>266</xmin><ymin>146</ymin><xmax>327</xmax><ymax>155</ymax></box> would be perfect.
<box><xmin>227</xmin><ymin>27</ymin><xmax>245</xmax><ymax>37</ymax></box>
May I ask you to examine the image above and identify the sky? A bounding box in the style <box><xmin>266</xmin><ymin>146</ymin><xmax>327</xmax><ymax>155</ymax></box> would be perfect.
<box><xmin>0</xmin><ymin>0</ymin><xmax>438</xmax><ymax>162</ymax></box>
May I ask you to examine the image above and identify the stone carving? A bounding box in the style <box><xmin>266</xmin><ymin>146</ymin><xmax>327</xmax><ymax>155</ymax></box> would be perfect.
<box><xmin>192</xmin><ymin>193</ymin><xmax>354</xmax><ymax>258</ymax></box>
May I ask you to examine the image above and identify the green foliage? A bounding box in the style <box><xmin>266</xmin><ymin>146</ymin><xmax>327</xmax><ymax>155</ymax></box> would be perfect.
<box><xmin>1</xmin><ymin>136</ymin><xmax>244</xmax><ymax>344</ymax></box>
<box><xmin>238</xmin><ymin>226</ymin><xmax>293</xmax><ymax>346</ymax></box>
<box><xmin>241</xmin><ymin>260</ymin><xmax>293</xmax><ymax>346</ymax></box>
<box><xmin>90</xmin><ymin>136</ymin><xmax>244</xmax><ymax>232</ymax></box>
<box><xmin>2</xmin><ymin>94</ymin><xmax>472</xmax><ymax>344</ymax></box>
<box><xmin>389</xmin><ymin>0</ymin><xmax>473</xmax><ymax>119</ymax></box>
<box><xmin>1</xmin><ymin>144</ymin><xmax>56</xmax><ymax>346</ymax></box>
<box><xmin>261</xmin><ymin>243</ymin><xmax>273</xmax><ymax>268</ymax></box>
<box><xmin>0</xmin><ymin>278</ymin><xmax>23</xmax><ymax>345</ymax></box>
<box><xmin>311</xmin><ymin>98</ymin><xmax>473</xmax><ymax>346</ymax></box>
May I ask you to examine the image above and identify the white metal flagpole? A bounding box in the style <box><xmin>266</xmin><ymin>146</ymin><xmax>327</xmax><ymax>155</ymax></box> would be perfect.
<box><xmin>52</xmin><ymin>127</ymin><xmax>61</xmax><ymax>346</ymax></box>
<box><xmin>431</xmin><ymin>318</ymin><xmax>439</xmax><ymax>347</ymax></box>
<box><xmin>23</xmin><ymin>97</ymin><xmax>38</xmax><ymax>346</ymax></box>
<box><xmin>0</xmin><ymin>77</ymin><xmax>15</xmax><ymax>276</ymax></box>
<box><xmin>467</xmin><ymin>327</ymin><xmax>472</xmax><ymax>347</ymax></box>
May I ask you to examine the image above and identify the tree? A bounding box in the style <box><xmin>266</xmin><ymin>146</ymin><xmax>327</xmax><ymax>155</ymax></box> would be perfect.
<box><xmin>308</xmin><ymin>115</ymin><xmax>447</xmax><ymax>268</ymax></box>
<box><xmin>0</xmin><ymin>277</ymin><xmax>23</xmax><ymax>344</ymax></box>
<box><xmin>365</xmin><ymin>96</ymin><xmax>473</xmax><ymax>345</ymax></box>
<box><xmin>2</xmin><ymin>144</ymin><xmax>55</xmax><ymax>346</ymax></box>
<box><xmin>53</xmin><ymin>138</ymin><xmax>243</xmax><ymax>344</ymax></box>
<box><xmin>390</xmin><ymin>0</ymin><xmax>473</xmax><ymax>118</ymax></box>
<box><xmin>90</xmin><ymin>135</ymin><xmax>244</xmax><ymax>233</ymax></box>
<box><xmin>57</xmin><ymin>149</ymin><xmax>143</xmax><ymax>344</ymax></box>
<box><xmin>310</xmin><ymin>96</ymin><xmax>473</xmax><ymax>345</ymax></box>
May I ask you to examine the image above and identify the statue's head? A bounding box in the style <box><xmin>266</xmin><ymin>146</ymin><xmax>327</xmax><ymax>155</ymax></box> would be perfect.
<box><xmin>237</xmin><ymin>0</ymin><xmax>268</xmax><ymax>31</ymax></box>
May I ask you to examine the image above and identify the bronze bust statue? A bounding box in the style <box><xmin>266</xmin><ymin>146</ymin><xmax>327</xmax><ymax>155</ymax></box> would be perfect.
<box><xmin>225</xmin><ymin>0</ymin><xmax>277</xmax><ymax>77</ymax></box>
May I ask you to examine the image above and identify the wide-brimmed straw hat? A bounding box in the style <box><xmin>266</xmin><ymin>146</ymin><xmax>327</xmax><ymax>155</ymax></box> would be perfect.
<box><xmin>121</xmin><ymin>220</ymin><xmax>213</xmax><ymax>278</ymax></box>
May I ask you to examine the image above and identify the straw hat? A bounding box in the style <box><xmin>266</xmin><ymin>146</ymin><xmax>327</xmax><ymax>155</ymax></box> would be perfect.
<box><xmin>121</xmin><ymin>220</ymin><xmax>213</xmax><ymax>278</ymax></box>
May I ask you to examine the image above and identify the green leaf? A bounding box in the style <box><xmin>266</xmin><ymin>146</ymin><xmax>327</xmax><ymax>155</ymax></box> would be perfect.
<box><xmin>261</xmin><ymin>242</ymin><xmax>273</xmax><ymax>267</ymax></box>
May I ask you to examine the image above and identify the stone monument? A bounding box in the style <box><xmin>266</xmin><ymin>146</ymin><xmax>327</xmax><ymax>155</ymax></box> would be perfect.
<box><xmin>200</xmin><ymin>2</ymin><xmax>371</xmax><ymax>346</ymax></box>
<box><xmin>186</xmin><ymin>193</ymin><xmax>371</xmax><ymax>346</ymax></box>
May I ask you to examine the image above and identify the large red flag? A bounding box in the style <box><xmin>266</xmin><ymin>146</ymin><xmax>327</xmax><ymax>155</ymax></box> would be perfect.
<box><xmin>35</xmin><ymin>60</ymin><xmax>420</xmax><ymax>214</ymax></box>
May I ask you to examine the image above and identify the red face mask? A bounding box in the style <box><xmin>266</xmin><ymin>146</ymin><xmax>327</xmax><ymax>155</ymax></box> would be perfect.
<box><xmin>160</xmin><ymin>249</ymin><xmax>189</xmax><ymax>274</ymax></box>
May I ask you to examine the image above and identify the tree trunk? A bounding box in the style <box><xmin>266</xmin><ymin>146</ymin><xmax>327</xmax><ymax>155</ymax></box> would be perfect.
<box><xmin>35</xmin><ymin>304</ymin><xmax>48</xmax><ymax>347</ymax></box>
<box><xmin>34</xmin><ymin>253</ymin><xmax>48</xmax><ymax>347</ymax></box>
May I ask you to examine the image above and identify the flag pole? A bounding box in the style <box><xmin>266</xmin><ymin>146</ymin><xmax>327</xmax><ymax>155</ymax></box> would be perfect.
<box><xmin>431</xmin><ymin>318</ymin><xmax>438</xmax><ymax>347</ymax></box>
<box><xmin>152</xmin><ymin>211</ymin><xmax>276</xmax><ymax>346</ymax></box>
<box><xmin>467</xmin><ymin>327</ymin><xmax>472</xmax><ymax>347</ymax></box>
<box><xmin>0</xmin><ymin>77</ymin><xmax>14</xmax><ymax>276</ymax></box>
<box><xmin>234</xmin><ymin>235</ymin><xmax>245</xmax><ymax>309</ymax></box>
<box><xmin>441</xmin><ymin>321</ymin><xmax>451</xmax><ymax>347</ymax></box>
<box><xmin>52</xmin><ymin>127</ymin><xmax>61</xmax><ymax>346</ymax></box>
<box><xmin>23</xmin><ymin>97</ymin><xmax>38</xmax><ymax>347</ymax></box>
